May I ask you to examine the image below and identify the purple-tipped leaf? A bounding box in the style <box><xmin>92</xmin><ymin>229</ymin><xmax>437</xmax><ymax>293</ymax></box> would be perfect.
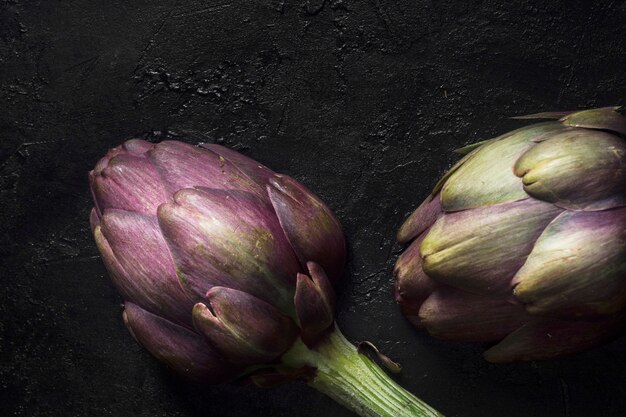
<box><xmin>397</xmin><ymin>196</ymin><xmax>441</xmax><ymax>244</ymax></box>
<box><xmin>123</xmin><ymin>302</ymin><xmax>238</xmax><ymax>382</ymax></box>
<box><xmin>91</xmin><ymin>153</ymin><xmax>171</xmax><ymax>216</ymax></box>
<box><xmin>96</xmin><ymin>210</ymin><xmax>193</xmax><ymax>327</ymax></box>
<box><xmin>268</xmin><ymin>175</ymin><xmax>346</xmax><ymax>283</ymax></box>
<box><xmin>157</xmin><ymin>187</ymin><xmax>300</xmax><ymax>313</ymax></box>
<box><xmin>421</xmin><ymin>199</ymin><xmax>562</xmax><ymax>295</ymax></box>
<box><xmin>513</xmin><ymin>208</ymin><xmax>626</xmax><ymax>318</ymax></box>
<box><xmin>294</xmin><ymin>262</ymin><xmax>336</xmax><ymax>347</ymax></box>
<box><xmin>419</xmin><ymin>289</ymin><xmax>530</xmax><ymax>342</ymax></box>
<box><xmin>199</xmin><ymin>143</ymin><xmax>276</xmax><ymax>185</ymax></box>
<box><xmin>394</xmin><ymin>232</ymin><xmax>437</xmax><ymax>328</ymax></box>
<box><xmin>483</xmin><ymin>314</ymin><xmax>626</xmax><ymax>363</ymax></box>
<box><xmin>193</xmin><ymin>287</ymin><xmax>298</xmax><ymax>364</ymax></box>
<box><xmin>147</xmin><ymin>141</ymin><xmax>268</xmax><ymax>200</ymax></box>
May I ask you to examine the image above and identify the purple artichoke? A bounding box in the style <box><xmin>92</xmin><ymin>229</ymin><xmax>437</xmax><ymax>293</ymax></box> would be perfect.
<box><xmin>395</xmin><ymin>107</ymin><xmax>626</xmax><ymax>363</ymax></box>
<box><xmin>90</xmin><ymin>139</ymin><xmax>442</xmax><ymax>417</ymax></box>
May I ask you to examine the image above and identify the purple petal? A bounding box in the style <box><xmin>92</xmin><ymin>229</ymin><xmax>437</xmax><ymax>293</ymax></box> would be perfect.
<box><xmin>419</xmin><ymin>289</ymin><xmax>530</xmax><ymax>342</ymax></box>
<box><xmin>91</xmin><ymin>153</ymin><xmax>170</xmax><ymax>216</ymax></box>
<box><xmin>97</xmin><ymin>209</ymin><xmax>193</xmax><ymax>327</ymax></box>
<box><xmin>421</xmin><ymin>199</ymin><xmax>562</xmax><ymax>295</ymax></box>
<box><xmin>483</xmin><ymin>314</ymin><xmax>626</xmax><ymax>363</ymax></box>
<box><xmin>192</xmin><ymin>287</ymin><xmax>298</xmax><ymax>364</ymax></box>
<box><xmin>397</xmin><ymin>195</ymin><xmax>442</xmax><ymax>244</ymax></box>
<box><xmin>157</xmin><ymin>187</ymin><xmax>301</xmax><ymax>313</ymax></box>
<box><xmin>394</xmin><ymin>232</ymin><xmax>437</xmax><ymax>328</ymax></box>
<box><xmin>148</xmin><ymin>141</ymin><xmax>267</xmax><ymax>200</ymax></box>
<box><xmin>294</xmin><ymin>262</ymin><xmax>336</xmax><ymax>347</ymax></box>
<box><xmin>267</xmin><ymin>175</ymin><xmax>346</xmax><ymax>283</ymax></box>
<box><xmin>123</xmin><ymin>302</ymin><xmax>239</xmax><ymax>382</ymax></box>
<box><xmin>199</xmin><ymin>143</ymin><xmax>276</xmax><ymax>185</ymax></box>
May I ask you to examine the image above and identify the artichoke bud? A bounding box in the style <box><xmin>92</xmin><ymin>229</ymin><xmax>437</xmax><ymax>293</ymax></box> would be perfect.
<box><xmin>192</xmin><ymin>287</ymin><xmax>299</xmax><ymax>364</ymax></box>
<box><xmin>294</xmin><ymin>262</ymin><xmax>336</xmax><ymax>347</ymax></box>
<box><xmin>268</xmin><ymin>175</ymin><xmax>346</xmax><ymax>283</ymax></box>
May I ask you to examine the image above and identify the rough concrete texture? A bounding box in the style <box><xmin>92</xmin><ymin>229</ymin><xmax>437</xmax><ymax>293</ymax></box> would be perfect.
<box><xmin>2</xmin><ymin>1</ymin><xmax>626</xmax><ymax>416</ymax></box>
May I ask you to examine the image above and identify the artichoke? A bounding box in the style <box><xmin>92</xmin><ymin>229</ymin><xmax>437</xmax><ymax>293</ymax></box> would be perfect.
<box><xmin>90</xmin><ymin>139</ymin><xmax>442</xmax><ymax>417</ymax></box>
<box><xmin>395</xmin><ymin>107</ymin><xmax>626</xmax><ymax>363</ymax></box>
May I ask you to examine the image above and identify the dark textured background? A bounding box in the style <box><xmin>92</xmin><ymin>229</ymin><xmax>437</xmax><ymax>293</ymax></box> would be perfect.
<box><xmin>2</xmin><ymin>1</ymin><xmax>626</xmax><ymax>416</ymax></box>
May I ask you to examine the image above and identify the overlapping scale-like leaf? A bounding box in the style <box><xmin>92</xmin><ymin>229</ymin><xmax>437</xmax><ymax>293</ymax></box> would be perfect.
<box><xmin>148</xmin><ymin>141</ymin><xmax>267</xmax><ymax>199</ymax></box>
<box><xmin>514</xmin><ymin>129</ymin><xmax>626</xmax><ymax>210</ymax></box>
<box><xmin>90</xmin><ymin>152</ymin><xmax>170</xmax><ymax>216</ymax></box>
<box><xmin>157</xmin><ymin>187</ymin><xmax>301</xmax><ymax>314</ymax></box>
<box><xmin>123</xmin><ymin>302</ymin><xmax>239</xmax><ymax>382</ymax></box>
<box><xmin>419</xmin><ymin>288</ymin><xmax>529</xmax><ymax>342</ymax></box>
<box><xmin>193</xmin><ymin>287</ymin><xmax>298</xmax><ymax>364</ymax></box>
<box><xmin>268</xmin><ymin>175</ymin><xmax>346</xmax><ymax>283</ymax></box>
<box><xmin>96</xmin><ymin>209</ymin><xmax>193</xmax><ymax>327</ymax></box>
<box><xmin>513</xmin><ymin>208</ymin><xmax>626</xmax><ymax>317</ymax></box>
<box><xmin>421</xmin><ymin>198</ymin><xmax>562</xmax><ymax>295</ymax></box>
<box><xmin>440</xmin><ymin>122</ymin><xmax>565</xmax><ymax>211</ymax></box>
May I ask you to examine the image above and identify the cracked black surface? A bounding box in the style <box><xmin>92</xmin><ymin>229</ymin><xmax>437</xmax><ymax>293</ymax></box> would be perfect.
<box><xmin>2</xmin><ymin>1</ymin><xmax>626</xmax><ymax>416</ymax></box>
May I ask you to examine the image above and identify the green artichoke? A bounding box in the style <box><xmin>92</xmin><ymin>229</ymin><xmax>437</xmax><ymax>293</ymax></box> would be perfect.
<box><xmin>395</xmin><ymin>107</ymin><xmax>626</xmax><ymax>363</ymax></box>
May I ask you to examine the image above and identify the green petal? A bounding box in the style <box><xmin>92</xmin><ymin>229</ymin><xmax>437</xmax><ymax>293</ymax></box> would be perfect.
<box><xmin>560</xmin><ymin>107</ymin><xmax>626</xmax><ymax>136</ymax></box>
<box><xmin>514</xmin><ymin>129</ymin><xmax>626</xmax><ymax>210</ymax></box>
<box><xmin>440</xmin><ymin>122</ymin><xmax>564</xmax><ymax>211</ymax></box>
<box><xmin>513</xmin><ymin>208</ymin><xmax>626</xmax><ymax>317</ymax></box>
<box><xmin>511</xmin><ymin>110</ymin><xmax>574</xmax><ymax>120</ymax></box>
<box><xmin>421</xmin><ymin>199</ymin><xmax>562</xmax><ymax>295</ymax></box>
<box><xmin>453</xmin><ymin>139</ymin><xmax>495</xmax><ymax>154</ymax></box>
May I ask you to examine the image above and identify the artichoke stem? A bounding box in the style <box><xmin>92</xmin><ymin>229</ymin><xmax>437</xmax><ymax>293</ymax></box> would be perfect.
<box><xmin>281</xmin><ymin>325</ymin><xmax>444</xmax><ymax>417</ymax></box>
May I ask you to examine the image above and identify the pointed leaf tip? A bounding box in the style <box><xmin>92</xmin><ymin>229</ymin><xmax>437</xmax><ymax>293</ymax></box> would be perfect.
<box><xmin>559</xmin><ymin>106</ymin><xmax>626</xmax><ymax>135</ymax></box>
<box><xmin>268</xmin><ymin>175</ymin><xmax>346</xmax><ymax>282</ymax></box>
<box><xmin>193</xmin><ymin>287</ymin><xmax>298</xmax><ymax>364</ymax></box>
<box><xmin>123</xmin><ymin>302</ymin><xmax>237</xmax><ymax>383</ymax></box>
<box><xmin>295</xmin><ymin>263</ymin><xmax>336</xmax><ymax>347</ymax></box>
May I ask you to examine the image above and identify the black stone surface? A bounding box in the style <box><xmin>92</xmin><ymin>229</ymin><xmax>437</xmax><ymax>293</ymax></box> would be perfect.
<box><xmin>2</xmin><ymin>1</ymin><xmax>626</xmax><ymax>416</ymax></box>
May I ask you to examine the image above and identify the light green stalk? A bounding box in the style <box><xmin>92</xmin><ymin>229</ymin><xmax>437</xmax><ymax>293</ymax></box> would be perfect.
<box><xmin>281</xmin><ymin>326</ymin><xmax>444</xmax><ymax>417</ymax></box>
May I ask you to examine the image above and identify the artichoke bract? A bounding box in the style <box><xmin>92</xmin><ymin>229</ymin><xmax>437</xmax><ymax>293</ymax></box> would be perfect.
<box><xmin>395</xmin><ymin>107</ymin><xmax>626</xmax><ymax>363</ymax></box>
<box><xmin>90</xmin><ymin>139</ymin><xmax>442</xmax><ymax>417</ymax></box>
